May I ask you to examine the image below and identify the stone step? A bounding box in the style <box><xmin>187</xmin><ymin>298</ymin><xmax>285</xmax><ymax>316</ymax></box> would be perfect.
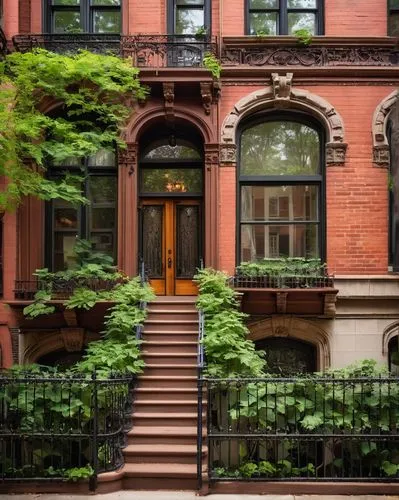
<box><xmin>142</xmin><ymin>331</ymin><xmax>197</xmax><ymax>341</ymax></box>
<box><xmin>148</xmin><ymin>303</ymin><xmax>197</xmax><ymax>313</ymax></box>
<box><xmin>135</xmin><ymin>387</ymin><xmax>199</xmax><ymax>400</ymax></box>
<box><xmin>123</xmin><ymin>444</ymin><xmax>206</xmax><ymax>464</ymax></box>
<box><xmin>128</xmin><ymin>425</ymin><xmax>200</xmax><ymax>445</ymax></box>
<box><xmin>132</xmin><ymin>412</ymin><xmax>203</xmax><ymax>427</ymax></box>
<box><xmin>152</xmin><ymin>296</ymin><xmax>197</xmax><ymax>304</ymax></box>
<box><xmin>144</xmin><ymin>364</ymin><xmax>197</xmax><ymax>377</ymax></box>
<box><xmin>122</xmin><ymin>462</ymin><xmax>199</xmax><ymax>490</ymax></box>
<box><xmin>142</xmin><ymin>352</ymin><xmax>197</xmax><ymax>365</ymax></box>
<box><xmin>134</xmin><ymin>399</ymin><xmax>202</xmax><ymax>413</ymax></box>
<box><xmin>138</xmin><ymin>375</ymin><xmax>197</xmax><ymax>388</ymax></box>
<box><xmin>143</xmin><ymin>320</ymin><xmax>198</xmax><ymax>333</ymax></box>
<box><xmin>146</xmin><ymin>311</ymin><xmax>198</xmax><ymax>321</ymax></box>
<box><xmin>141</xmin><ymin>340</ymin><xmax>197</xmax><ymax>354</ymax></box>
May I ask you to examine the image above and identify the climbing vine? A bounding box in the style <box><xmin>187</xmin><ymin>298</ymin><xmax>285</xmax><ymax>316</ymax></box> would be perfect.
<box><xmin>0</xmin><ymin>49</ymin><xmax>147</xmax><ymax>210</ymax></box>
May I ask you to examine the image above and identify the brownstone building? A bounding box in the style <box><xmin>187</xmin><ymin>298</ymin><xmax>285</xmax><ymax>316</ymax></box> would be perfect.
<box><xmin>1</xmin><ymin>0</ymin><xmax>399</xmax><ymax>491</ymax></box>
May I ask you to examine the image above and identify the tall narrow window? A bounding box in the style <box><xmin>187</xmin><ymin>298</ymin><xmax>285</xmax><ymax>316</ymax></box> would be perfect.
<box><xmin>389</xmin><ymin>0</ymin><xmax>399</xmax><ymax>36</ymax></box>
<box><xmin>246</xmin><ymin>0</ymin><xmax>323</xmax><ymax>35</ymax></box>
<box><xmin>239</xmin><ymin>115</ymin><xmax>323</xmax><ymax>262</ymax></box>
<box><xmin>389</xmin><ymin>100</ymin><xmax>399</xmax><ymax>272</ymax></box>
<box><xmin>44</xmin><ymin>0</ymin><xmax>121</xmax><ymax>34</ymax></box>
<box><xmin>169</xmin><ymin>0</ymin><xmax>210</xmax><ymax>35</ymax></box>
<box><xmin>47</xmin><ymin>149</ymin><xmax>117</xmax><ymax>271</ymax></box>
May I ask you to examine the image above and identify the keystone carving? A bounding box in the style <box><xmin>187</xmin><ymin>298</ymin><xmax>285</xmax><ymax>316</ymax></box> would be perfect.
<box><xmin>163</xmin><ymin>82</ymin><xmax>175</xmax><ymax>120</ymax></box>
<box><xmin>272</xmin><ymin>72</ymin><xmax>293</xmax><ymax>100</ymax></box>
<box><xmin>61</xmin><ymin>328</ymin><xmax>85</xmax><ymax>352</ymax></box>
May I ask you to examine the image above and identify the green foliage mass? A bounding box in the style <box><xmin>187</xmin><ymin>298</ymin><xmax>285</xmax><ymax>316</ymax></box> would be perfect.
<box><xmin>195</xmin><ymin>268</ymin><xmax>266</xmax><ymax>377</ymax></box>
<box><xmin>0</xmin><ymin>49</ymin><xmax>147</xmax><ymax>210</ymax></box>
<box><xmin>237</xmin><ymin>257</ymin><xmax>328</xmax><ymax>277</ymax></box>
<box><xmin>202</xmin><ymin>52</ymin><xmax>222</xmax><ymax>79</ymax></box>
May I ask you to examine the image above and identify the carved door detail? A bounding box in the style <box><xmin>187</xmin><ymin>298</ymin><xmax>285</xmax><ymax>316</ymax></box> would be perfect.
<box><xmin>140</xmin><ymin>199</ymin><xmax>201</xmax><ymax>295</ymax></box>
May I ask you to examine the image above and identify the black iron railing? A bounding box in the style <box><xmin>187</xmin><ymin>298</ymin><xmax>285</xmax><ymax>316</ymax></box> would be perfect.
<box><xmin>230</xmin><ymin>274</ymin><xmax>335</xmax><ymax>289</ymax></box>
<box><xmin>0</xmin><ymin>372</ymin><xmax>134</xmax><ymax>491</ymax></box>
<box><xmin>203</xmin><ymin>376</ymin><xmax>399</xmax><ymax>482</ymax></box>
<box><xmin>14</xmin><ymin>277</ymin><xmax>125</xmax><ymax>300</ymax></box>
<box><xmin>0</xmin><ymin>27</ymin><xmax>7</xmax><ymax>58</ymax></box>
<box><xmin>12</xmin><ymin>33</ymin><xmax>121</xmax><ymax>55</ymax></box>
<box><xmin>122</xmin><ymin>34</ymin><xmax>217</xmax><ymax>68</ymax></box>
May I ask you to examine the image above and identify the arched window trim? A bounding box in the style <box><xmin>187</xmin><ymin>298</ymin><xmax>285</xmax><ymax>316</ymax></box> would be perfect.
<box><xmin>237</xmin><ymin>110</ymin><xmax>326</xmax><ymax>264</ymax></box>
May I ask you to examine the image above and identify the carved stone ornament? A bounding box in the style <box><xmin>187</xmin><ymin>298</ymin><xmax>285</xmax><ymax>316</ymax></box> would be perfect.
<box><xmin>272</xmin><ymin>72</ymin><xmax>293</xmax><ymax>100</ymax></box>
<box><xmin>323</xmin><ymin>293</ymin><xmax>337</xmax><ymax>318</ymax></box>
<box><xmin>61</xmin><ymin>328</ymin><xmax>85</xmax><ymax>352</ymax></box>
<box><xmin>118</xmin><ymin>143</ymin><xmax>137</xmax><ymax>175</ymax></box>
<box><xmin>276</xmin><ymin>292</ymin><xmax>288</xmax><ymax>314</ymax></box>
<box><xmin>204</xmin><ymin>144</ymin><xmax>220</xmax><ymax>168</ymax></box>
<box><xmin>220</xmin><ymin>144</ymin><xmax>237</xmax><ymax>164</ymax></box>
<box><xmin>372</xmin><ymin>90</ymin><xmax>398</xmax><ymax>167</ymax></box>
<box><xmin>326</xmin><ymin>142</ymin><xmax>348</xmax><ymax>166</ymax></box>
<box><xmin>200</xmin><ymin>82</ymin><xmax>212</xmax><ymax>115</ymax></box>
<box><xmin>221</xmin><ymin>83</ymin><xmax>347</xmax><ymax>166</ymax></box>
<box><xmin>163</xmin><ymin>82</ymin><xmax>175</xmax><ymax>120</ymax></box>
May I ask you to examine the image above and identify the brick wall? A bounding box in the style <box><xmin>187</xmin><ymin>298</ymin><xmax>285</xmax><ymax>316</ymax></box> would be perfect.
<box><xmin>325</xmin><ymin>0</ymin><xmax>387</xmax><ymax>36</ymax></box>
<box><xmin>219</xmin><ymin>85</ymin><xmax>393</xmax><ymax>275</ymax></box>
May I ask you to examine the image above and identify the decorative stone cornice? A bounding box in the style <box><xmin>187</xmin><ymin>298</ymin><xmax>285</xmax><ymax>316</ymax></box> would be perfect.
<box><xmin>220</xmin><ymin>144</ymin><xmax>237</xmax><ymax>165</ymax></box>
<box><xmin>221</xmin><ymin>79</ymin><xmax>347</xmax><ymax>166</ymax></box>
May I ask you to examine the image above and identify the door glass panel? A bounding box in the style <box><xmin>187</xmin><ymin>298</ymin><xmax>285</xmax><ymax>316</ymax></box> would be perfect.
<box><xmin>142</xmin><ymin>206</ymin><xmax>163</xmax><ymax>278</ymax></box>
<box><xmin>240</xmin><ymin>223</ymin><xmax>319</xmax><ymax>260</ymax></box>
<box><xmin>141</xmin><ymin>168</ymin><xmax>202</xmax><ymax>193</ymax></box>
<box><xmin>389</xmin><ymin>13</ymin><xmax>399</xmax><ymax>36</ymax></box>
<box><xmin>176</xmin><ymin>205</ymin><xmax>199</xmax><ymax>278</ymax></box>
<box><xmin>54</xmin><ymin>233</ymin><xmax>79</xmax><ymax>270</ymax></box>
<box><xmin>53</xmin><ymin>11</ymin><xmax>81</xmax><ymax>33</ymax></box>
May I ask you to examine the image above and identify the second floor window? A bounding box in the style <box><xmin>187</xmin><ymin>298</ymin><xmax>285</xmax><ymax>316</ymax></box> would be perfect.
<box><xmin>246</xmin><ymin>0</ymin><xmax>323</xmax><ymax>36</ymax></box>
<box><xmin>169</xmin><ymin>0</ymin><xmax>210</xmax><ymax>35</ymax></box>
<box><xmin>44</xmin><ymin>0</ymin><xmax>121</xmax><ymax>34</ymax></box>
<box><xmin>389</xmin><ymin>0</ymin><xmax>399</xmax><ymax>36</ymax></box>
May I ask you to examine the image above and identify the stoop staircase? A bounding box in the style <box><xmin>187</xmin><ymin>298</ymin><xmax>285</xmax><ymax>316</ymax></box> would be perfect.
<box><xmin>122</xmin><ymin>296</ymin><xmax>206</xmax><ymax>490</ymax></box>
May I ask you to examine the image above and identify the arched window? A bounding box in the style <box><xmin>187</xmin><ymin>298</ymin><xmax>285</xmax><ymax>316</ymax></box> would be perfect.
<box><xmin>388</xmin><ymin>335</ymin><xmax>399</xmax><ymax>374</ymax></box>
<box><xmin>238</xmin><ymin>113</ymin><xmax>324</xmax><ymax>262</ymax></box>
<box><xmin>44</xmin><ymin>0</ymin><xmax>121</xmax><ymax>34</ymax></box>
<box><xmin>46</xmin><ymin>149</ymin><xmax>117</xmax><ymax>271</ymax></box>
<box><xmin>255</xmin><ymin>337</ymin><xmax>317</xmax><ymax>374</ymax></box>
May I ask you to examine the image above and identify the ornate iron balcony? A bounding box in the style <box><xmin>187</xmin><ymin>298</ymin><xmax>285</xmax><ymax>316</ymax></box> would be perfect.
<box><xmin>12</xmin><ymin>33</ymin><xmax>121</xmax><ymax>55</ymax></box>
<box><xmin>122</xmin><ymin>34</ymin><xmax>218</xmax><ymax>68</ymax></box>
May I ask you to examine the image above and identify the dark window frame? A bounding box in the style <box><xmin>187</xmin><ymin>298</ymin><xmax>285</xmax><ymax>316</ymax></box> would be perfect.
<box><xmin>245</xmin><ymin>0</ymin><xmax>324</xmax><ymax>36</ymax></box>
<box><xmin>43</xmin><ymin>0</ymin><xmax>121</xmax><ymax>34</ymax></box>
<box><xmin>167</xmin><ymin>0</ymin><xmax>211</xmax><ymax>35</ymax></box>
<box><xmin>45</xmin><ymin>156</ymin><xmax>117</xmax><ymax>271</ymax></box>
<box><xmin>237</xmin><ymin>111</ymin><xmax>326</xmax><ymax>264</ymax></box>
<box><xmin>388</xmin><ymin>1</ymin><xmax>399</xmax><ymax>36</ymax></box>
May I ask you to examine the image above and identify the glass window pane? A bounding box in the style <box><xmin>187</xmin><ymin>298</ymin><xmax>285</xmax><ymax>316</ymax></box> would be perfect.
<box><xmin>142</xmin><ymin>206</ymin><xmax>163</xmax><ymax>278</ymax></box>
<box><xmin>89</xmin><ymin>176</ymin><xmax>117</xmax><ymax>204</ymax></box>
<box><xmin>240</xmin><ymin>223</ymin><xmax>319</xmax><ymax>261</ymax></box>
<box><xmin>288</xmin><ymin>12</ymin><xmax>316</xmax><ymax>34</ymax></box>
<box><xmin>51</xmin><ymin>156</ymin><xmax>81</xmax><ymax>167</ymax></box>
<box><xmin>54</xmin><ymin>233</ymin><xmax>79</xmax><ymax>271</ymax></box>
<box><xmin>91</xmin><ymin>0</ymin><xmax>120</xmax><ymax>5</ymax></box>
<box><xmin>141</xmin><ymin>168</ymin><xmax>202</xmax><ymax>193</ymax></box>
<box><xmin>249</xmin><ymin>0</ymin><xmax>278</xmax><ymax>8</ymax></box>
<box><xmin>240</xmin><ymin>121</ymin><xmax>320</xmax><ymax>175</ymax></box>
<box><xmin>249</xmin><ymin>12</ymin><xmax>278</xmax><ymax>35</ymax></box>
<box><xmin>143</xmin><ymin>144</ymin><xmax>201</xmax><ymax>160</ymax></box>
<box><xmin>389</xmin><ymin>0</ymin><xmax>399</xmax><ymax>7</ymax></box>
<box><xmin>175</xmin><ymin>8</ymin><xmax>204</xmax><ymax>34</ymax></box>
<box><xmin>176</xmin><ymin>0</ymin><xmax>204</xmax><ymax>4</ymax></box>
<box><xmin>90</xmin><ymin>232</ymin><xmax>115</xmax><ymax>259</ymax></box>
<box><xmin>53</xmin><ymin>11</ymin><xmax>81</xmax><ymax>33</ymax></box>
<box><xmin>93</xmin><ymin>10</ymin><xmax>121</xmax><ymax>32</ymax></box>
<box><xmin>287</xmin><ymin>0</ymin><xmax>316</xmax><ymax>8</ymax></box>
<box><xmin>241</xmin><ymin>185</ymin><xmax>319</xmax><ymax>222</ymax></box>
<box><xmin>54</xmin><ymin>204</ymin><xmax>79</xmax><ymax>230</ymax></box>
<box><xmin>88</xmin><ymin>149</ymin><xmax>116</xmax><ymax>166</ymax></box>
<box><xmin>53</xmin><ymin>0</ymin><xmax>80</xmax><ymax>4</ymax></box>
<box><xmin>389</xmin><ymin>14</ymin><xmax>399</xmax><ymax>36</ymax></box>
<box><xmin>90</xmin><ymin>208</ymin><xmax>116</xmax><ymax>229</ymax></box>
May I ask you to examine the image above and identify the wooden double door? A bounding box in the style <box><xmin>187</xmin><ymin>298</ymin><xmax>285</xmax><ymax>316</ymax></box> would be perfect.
<box><xmin>140</xmin><ymin>199</ymin><xmax>202</xmax><ymax>295</ymax></box>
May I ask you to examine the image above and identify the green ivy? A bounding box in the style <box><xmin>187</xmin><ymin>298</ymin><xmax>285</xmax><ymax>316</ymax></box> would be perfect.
<box><xmin>237</xmin><ymin>257</ymin><xmax>327</xmax><ymax>278</ymax></box>
<box><xmin>0</xmin><ymin>49</ymin><xmax>147</xmax><ymax>210</ymax></box>
<box><xmin>202</xmin><ymin>52</ymin><xmax>222</xmax><ymax>79</ymax></box>
<box><xmin>195</xmin><ymin>268</ymin><xmax>266</xmax><ymax>377</ymax></box>
<box><xmin>293</xmin><ymin>28</ymin><xmax>313</xmax><ymax>46</ymax></box>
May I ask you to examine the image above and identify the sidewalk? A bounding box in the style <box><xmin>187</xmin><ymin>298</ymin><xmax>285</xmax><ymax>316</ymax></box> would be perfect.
<box><xmin>0</xmin><ymin>494</ymin><xmax>397</xmax><ymax>500</ymax></box>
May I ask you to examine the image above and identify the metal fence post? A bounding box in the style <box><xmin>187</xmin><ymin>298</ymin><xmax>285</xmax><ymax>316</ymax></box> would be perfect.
<box><xmin>89</xmin><ymin>371</ymin><xmax>98</xmax><ymax>492</ymax></box>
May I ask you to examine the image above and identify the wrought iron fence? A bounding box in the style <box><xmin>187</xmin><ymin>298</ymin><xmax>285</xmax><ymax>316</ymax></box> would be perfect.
<box><xmin>203</xmin><ymin>376</ymin><xmax>399</xmax><ymax>482</ymax></box>
<box><xmin>12</xmin><ymin>34</ymin><xmax>121</xmax><ymax>55</ymax></box>
<box><xmin>14</xmin><ymin>277</ymin><xmax>125</xmax><ymax>300</ymax></box>
<box><xmin>0</xmin><ymin>371</ymin><xmax>134</xmax><ymax>491</ymax></box>
<box><xmin>122</xmin><ymin>34</ymin><xmax>217</xmax><ymax>68</ymax></box>
<box><xmin>230</xmin><ymin>274</ymin><xmax>334</xmax><ymax>289</ymax></box>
